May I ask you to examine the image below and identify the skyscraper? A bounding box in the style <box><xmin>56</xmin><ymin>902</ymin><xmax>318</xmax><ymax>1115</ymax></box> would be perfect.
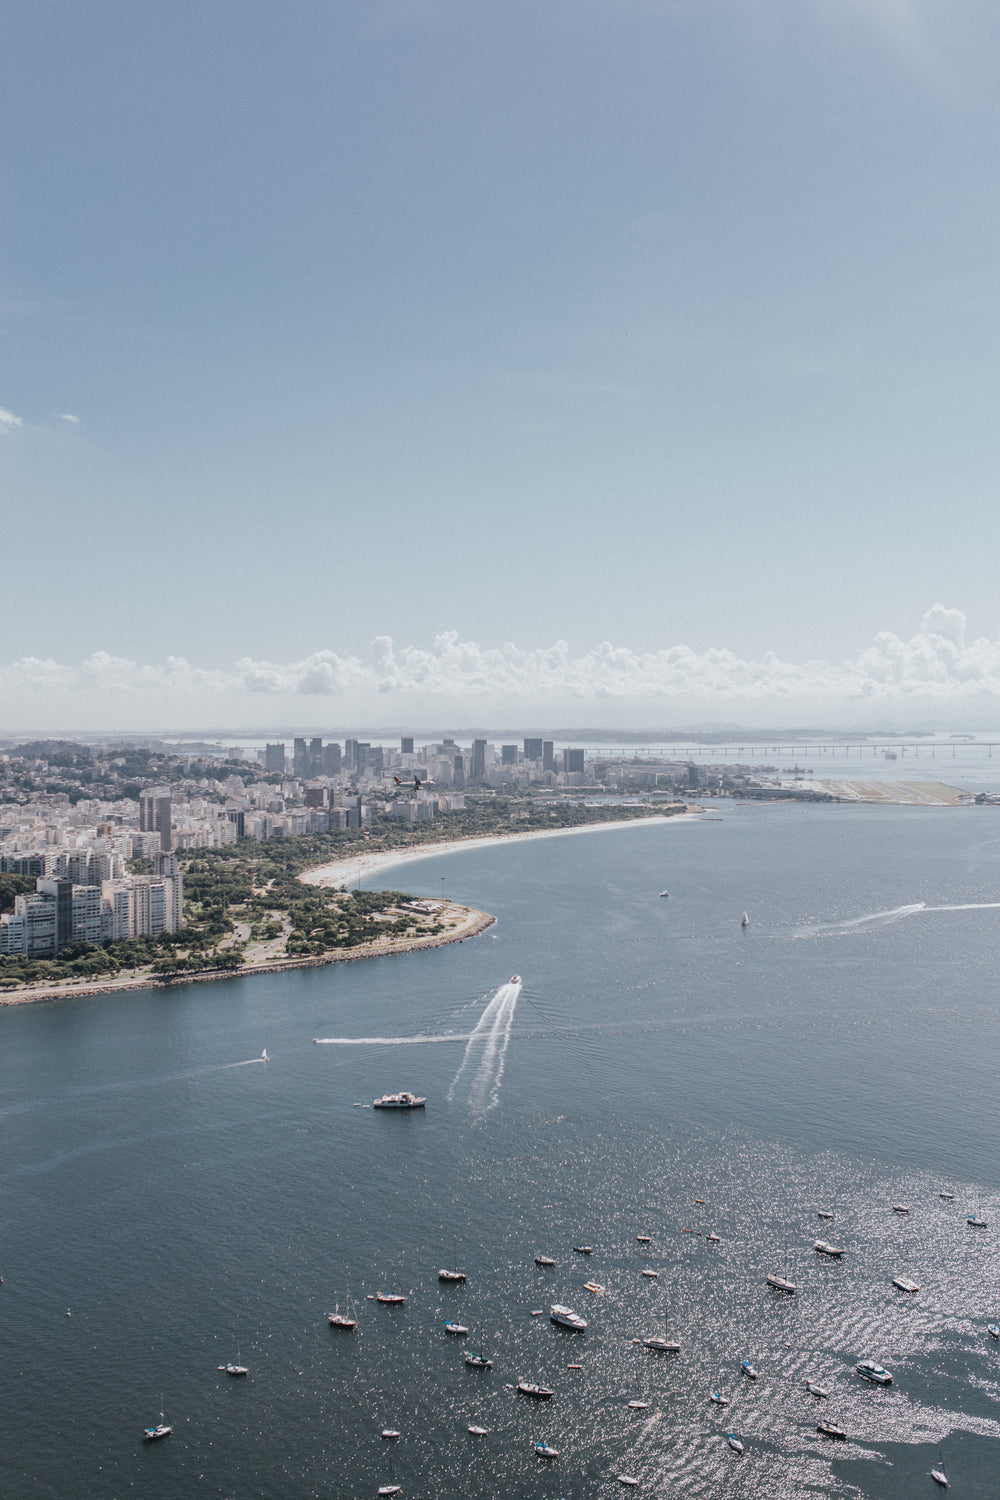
<box><xmin>265</xmin><ymin>743</ymin><xmax>286</xmax><ymax>773</ymax></box>
<box><xmin>542</xmin><ymin>741</ymin><xmax>555</xmax><ymax>772</ymax></box>
<box><xmin>324</xmin><ymin>742</ymin><xmax>342</xmax><ymax>775</ymax></box>
<box><xmin>471</xmin><ymin>739</ymin><xmax>487</xmax><ymax>779</ymax></box>
<box><xmin>523</xmin><ymin>738</ymin><xmax>543</xmax><ymax>760</ymax></box>
<box><xmin>139</xmin><ymin>790</ymin><xmax>172</xmax><ymax>851</ymax></box>
<box><xmin>293</xmin><ymin>738</ymin><xmax>308</xmax><ymax>777</ymax></box>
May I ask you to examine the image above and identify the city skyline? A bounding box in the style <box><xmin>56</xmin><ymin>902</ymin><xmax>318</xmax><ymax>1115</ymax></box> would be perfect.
<box><xmin>4</xmin><ymin>3</ymin><xmax>1000</xmax><ymax>730</ymax></box>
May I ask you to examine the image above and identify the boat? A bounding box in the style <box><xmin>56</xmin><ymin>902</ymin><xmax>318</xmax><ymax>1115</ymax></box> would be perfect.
<box><xmin>817</xmin><ymin>1210</ymin><xmax>835</xmax><ymax>1220</ymax></box>
<box><xmin>445</xmin><ymin>1320</ymin><xmax>468</xmax><ymax>1335</ymax></box>
<box><xmin>931</xmin><ymin>1469</ymin><xmax>949</xmax><ymax>1488</ymax></box>
<box><xmin>583</xmin><ymin>1281</ymin><xmax>604</xmax><ymax>1294</ymax></box>
<box><xmin>510</xmin><ymin>974</ymin><xmax>521</xmax><ymax>984</ymax></box>
<box><xmin>219</xmin><ymin>1360</ymin><xmax>249</xmax><ymax>1376</ymax></box>
<box><xmin>627</xmin><ymin>1399</ymin><xmax>650</xmax><ymax>1409</ymax></box>
<box><xmin>535</xmin><ymin>1443</ymin><xmax>559</xmax><ymax>1458</ymax></box>
<box><xmin>817</xmin><ymin>1421</ymin><xmax>847</xmax><ymax>1440</ymax></box>
<box><xmin>467</xmin><ymin>1424</ymin><xmax>488</xmax><ymax>1434</ymax></box>
<box><xmin>373</xmin><ymin>1091</ymin><xmax>426</xmax><ymax>1109</ymax></box>
<box><xmin>572</xmin><ymin>1245</ymin><xmax>593</xmax><ymax>1254</ymax></box>
<box><xmin>740</xmin><ymin>911</ymin><xmax>749</xmax><ymax>928</ymax></box>
<box><xmin>438</xmin><ymin>1252</ymin><xmax>467</xmax><ymax>1283</ymax></box>
<box><xmin>856</xmin><ymin>1360</ymin><xmax>893</xmax><ymax>1384</ymax></box>
<box><xmin>641</xmin><ymin>1268</ymin><xmax>658</xmax><ymax>1279</ymax></box>
<box><xmin>805</xmin><ymin>1380</ymin><xmax>829</xmax><ymax>1398</ymax></box>
<box><xmin>892</xmin><ymin>1276</ymin><xmax>920</xmax><ymax>1293</ymax></box>
<box><xmin>550</xmin><ymin>1303</ymin><xmax>587</xmax><ymax>1331</ymax></box>
<box><xmin>143</xmin><ymin>1401</ymin><xmax>172</xmax><ymax>1441</ymax></box>
<box><xmin>534</xmin><ymin>1255</ymin><xmax>556</xmax><ymax>1266</ymax></box>
<box><xmin>618</xmin><ymin>1476</ymin><xmax>640</xmax><ymax>1487</ymax></box>
<box><xmin>766</xmin><ymin>1273</ymin><xmax>797</xmax><ymax>1294</ymax></box>
<box><xmin>643</xmin><ymin>1309</ymin><xmax>679</xmax><ymax>1353</ymax></box>
<box><xmin>967</xmin><ymin>1213</ymin><xmax>988</xmax><ymax>1227</ymax></box>
<box><xmin>260</xmin><ymin>1049</ymin><xmax>268</xmax><ymax>1062</ymax></box>
<box><xmin>328</xmin><ymin>1296</ymin><xmax>358</xmax><ymax>1329</ymax></box>
<box><xmin>376</xmin><ymin>1291</ymin><xmax>406</xmax><ymax>1305</ymax></box>
<box><xmin>940</xmin><ymin>1192</ymin><xmax>954</xmax><ymax>1201</ymax></box>
<box><xmin>706</xmin><ymin>1232</ymin><xmax>721</xmax><ymax>1242</ymax></box>
<box><xmin>727</xmin><ymin>1432</ymin><xmax>744</xmax><ymax>1454</ymax></box>
<box><xmin>377</xmin><ymin>1488</ymin><xmax>401</xmax><ymax>1497</ymax></box>
<box><xmin>659</xmin><ymin>890</ymin><xmax>669</xmax><ymax>897</ymax></box>
<box><xmin>891</xmin><ymin>1204</ymin><xmax>909</xmax><ymax>1214</ymax></box>
<box><xmin>517</xmin><ymin>1381</ymin><xmax>554</xmax><ymax>1398</ymax></box>
<box><xmin>636</xmin><ymin>1234</ymin><xmax>651</xmax><ymax>1243</ymax></box>
<box><xmin>988</xmin><ymin>1323</ymin><xmax>999</xmax><ymax>1340</ymax></box>
<box><xmin>465</xmin><ymin>1352</ymin><xmax>492</xmax><ymax>1368</ymax></box>
<box><xmin>380</xmin><ymin>1428</ymin><xmax>401</xmax><ymax>1440</ymax></box>
<box><xmin>710</xmin><ymin>1391</ymin><xmax>729</xmax><ymax>1406</ymax></box>
<box><xmin>814</xmin><ymin>1241</ymin><xmax>843</xmax><ymax>1257</ymax></box>
<box><xmin>740</xmin><ymin>1360</ymin><xmax>758</xmax><ymax>1379</ymax></box>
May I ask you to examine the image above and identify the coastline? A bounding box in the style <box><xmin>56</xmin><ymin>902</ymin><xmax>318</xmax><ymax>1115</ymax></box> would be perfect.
<box><xmin>302</xmin><ymin>810</ymin><xmax>702</xmax><ymax>892</ymax></box>
<box><xmin>0</xmin><ymin>811</ymin><xmax>699</xmax><ymax>1009</ymax></box>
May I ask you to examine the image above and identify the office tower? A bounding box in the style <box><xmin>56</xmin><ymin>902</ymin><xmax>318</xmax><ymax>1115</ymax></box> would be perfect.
<box><xmin>324</xmin><ymin>741</ymin><xmax>342</xmax><ymax>775</ymax></box>
<box><xmin>501</xmin><ymin>744</ymin><xmax>517</xmax><ymax>765</ymax></box>
<box><xmin>563</xmin><ymin>748</ymin><xmax>585</xmax><ymax>774</ymax></box>
<box><xmin>471</xmin><ymin>739</ymin><xmax>487</xmax><ymax>779</ymax></box>
<box><xmin>523</xmin><ymin>738</ymin><xmax>543</xmax><ymax>760</ymax></box>
<box><xmin>309</xmin><ymin>737</ymin><xmax>323</xmax><ymax>776</ymax></box>
<box><xmin>453</xmin><ymin>755</ymin><xmax>465</xmax><ymax>788</ymax></box>
<box><xmin>542</xmin><ymin>741</ymin><xmax>555</xmax><ymax>772</ymax></box>
<box><xmin>139</xmin><ymin>790</ymin><xmax>173</xmax><ymax>851</ymax></box>
<box><xmin>344</xmin><ymin>739</ymin><xmax>359</xmax><ymax>771</ymax></box>
<box><xmin>401</xmin><ymin>737</ymin><xmax>414</xmax><ymax>755</ymax></box>
<box><xmin>36</xmin><ymin>877</ymin><xmax>74</xmax><ymax>951</ymax></box>
<box><xmin>293</xmin><ymin>738</ymin><xmax>308</xmax><ymax>777</ymax></box>
<box><xmin>265</xmin><ymin>743</ymin><xmax>286</xmax><ymax>773</ymax></box>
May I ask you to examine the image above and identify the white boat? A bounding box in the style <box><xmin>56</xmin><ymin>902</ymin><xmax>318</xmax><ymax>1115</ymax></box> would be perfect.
<box><xmin>380</xmin><ymin>1428</ymin><xmax>401</xmax><ymax>1440</ymax></box>
<box><xmin>814</xmin><ymin>1241</ymin><xmax>843</xmax><ymax>1257</ymax></box>
<box><xmin>727</xmin><ymin>1432</ymin><xmax>744</xmax><ymax>1454</ymax></box>
<box><xmin>627</xmin><ymin>1399</ymin><xmax>650</xmax><ymax>1409</ymax></box>
<box><xmin>805</xmin><ymin>1380</ymin><xmax>829</xmax><ymax>1398</ymax></box>
<box><xmin>510</xmin><ymin>974</ymin><xmax>521</xmax><ymax>984</ymax></box>
<box><xmin>766</xmin><ymin>1273</ymin><xmax>797</xmax><ymax>1294</ymax></box>
<box><xmin>373</xmin><ymin>1091</ymin><xmax>426</xmax><ymax>1109</ymax></box>
<box><xmin>618</xmin><ymin>1475</ymin><xmax>640</xmax><ymax>1486</ymax></box>
<box><xmin>740</xmin><ymin>1360</ymin><xmax>758</xmax><ymax>1379</ymax></box>
<box><xmin>219</xmin><ymin>1360</ymin><xmax>248</xmax><ymax>1376</ymax></box>
<box><xmin>636</xmin><ymin>1234</ymin><xmax>651</xmax><ymax>1243</ymax></box>
<box><xmin>468</xmin><ymin>1424</ymin><xmax>488</xmax><ymax>1434</ymax></box>
<box><xmin>376</xmin><ymin>1291</ymin><xmax>406</xmax><ymax>1305</ymax></box>
<box><xmin>377</xmin><ymin>1487</ymin><xmax>401</xmax><ymax>1496</ymax></box>
<box><xmin>641</xmin><ymin>1268</ymin><xmax>658</xmax><ymax>1278</ymax></box>
<box><xmin>939</xmin><ymin>1192</ymin><xmax>954</xmax><ymax>1200</ymax></box>
<box><xmin>659</xmin><ymin>889</ymin><xmax>669</xmax><ymax>897</ymax></box>
<box><xmin>464</xmin><ymin>1351</ymin><xmax>492</xmax><ymax>1368</ymax></box>
<box><xmin>740</xmin><ymin>911</ymin><xmax>749</xmax><ymax>928</ymax></box>
<box><xmin>967</xmin><ymin>1213</ymin><xmax>987</xmax><ymax>1227</ymax></box>
<box><xmin>550</xmin><ymin>1303</ymin><xmax>587</xmax><ymax>1331</ymax></box>
<box><xmin>643</xmin><ymin>1309</ymin><xmax>679</xmax><ymax>1353</ymax></box>
<box><xmin>931</xmin><ymin>1469</ymin><xmax>949</xmax><ymax>1488</ymax></box>
<box><xmin>706</xmin><ymin>1232</ymin><xmax>721</xmax><ymax>1242</ymax></box>
<box><xmin>817</xmin><ymin>1421</ymin><xmax>847</xmax><ymax>1440</ymax></box>
<box><xmin>517</xmin><ymin>1381</ymin><xmax>553</xmax><ymax>1398</ymax></box>
<box><xmin>445</xmin><ymin>1320</ymin><xmax>468</xmax><ymax>1335</ymax></box>
<box><xmin>328</xmin><ymin>1299</ymin><xmax>358</xmax><ymax>1328</ymax></box>
<box><xmin>710</xmin><ymin>1390</ymin><xmax>729</xmax><ymax>1406</ymax></box>
<box><xmin>143</xmin><ymin>1401</ymin><xmax>172</xmax><ymax>1441</ymax></box>
<box><xmin>817</xmin><ymin>1210</ymin><xmax>835</xmax><ymax>1220</ymax></box>
<box><xmin>535</xmin><ymin>1442</ymin><xmax>558</xmax><ymax>1458</ymax></box>
<box><xmin>534</xmin><ymin>1255</ymin><xmax>556</xmax><ymax>1266</ymax></box>
<box><xmin>892</xmin><ymin>1276</ymin><xmax>920</xmax><ymax>1293</ymax></box>
<box><xmin>988</xmin><ymin>1323</ymin><xmax>1000</xmax><ymax>1340</ymax></box>
<box><xmin>572</xmin><ymin>1245</ymin><xmax>593</xmax><ymax>1255</ymax></box>
<box><xmin>891</xmin><ymin>1204</ymin><xmax>909</xmax><ymax>1214</ymax></box>
<box><xmin>583</xmin><ymin>1281</ymin><xmax>604</xmax><ymax>1294</ymax></box>
<box><xmin>438</xmin><ymin>1263</ymin><xmax>466</xmax><ymax>1283</ymax></box>
<box><xmin>856</xmin><ymin>1360</ymin><xmax>893</xmax><ymax>1384</ymax></box>
<box><xmin>260</xmin><ymin>1049</ymin><xmax>268</xmax><ymax>1062</ymax></box>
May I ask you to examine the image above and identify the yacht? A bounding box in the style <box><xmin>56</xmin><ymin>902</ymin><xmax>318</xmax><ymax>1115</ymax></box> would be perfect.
<box><xmin>517</xmin><ymin>1381</ymin><xmax>554</xmax><ymax>1398</ymax></box>
<box><xmin>467</xmin><ymin>1424</ymin><xmax>489</xmax><ymax>1435</ymax></box>
<box><xmin>373</xmin><ymin>1091</ymin><xmax>426</xmax><ymax>1109</ymax></box>
<box><xmin>636</xmin><ymin>1235</ymin><xmax>651</xmax><ymax>1243</ymax></box>
<box><xmin>939</xmin><ymin>1192</ymin><xmax>954</xmax><ymax>1201</ymax></box>
<box><xmin>988</xmin><ymin>1323</ymin><xmax>1000</xmax><ymax>1340</ymax></box>
<box><xmin>766</xmin><ymin>1273</ymin><xmax>797</xmax><ymax>1294</ymax></box>
<box><xmin>931</xmin><ymin>1469</ymin><xmax>949</xmax><ymax>1488</ymax></box>
<box><xmin>465</xmin><ymin>1352</ymin><xmax>492</xmax><ymax>1369</ymax></box>
<box><xmin>627</xmin><ymin>1399</ymin><xmax>650</xmax><ymax>1410</ymax></box>
<box><xmin>618</xmin><ymin>1476</ymin><xmax>640</xmax><ymax>1487</ymax></box>
<box><xmin>534</xmin><ymin>1255</ymin><xmax>556</xmax><ymax>1267</ymax></box>
<box><xmin>572</xmin><ymin>1245</ymin><xmax>593</xmax><ymax>1255</ymax></box>
<box><xmin>706</xmin><ymin>1231</ymin><xmax>721</xmax><ymax>1242</ymax></box>
<box><xmin>143</xmin><ymin>1404</ymin><xmax>172</xmax><ymax>1441</ymax></box>
<box><xmin>967</xmin><ymin>1213</ymin><xmax>988</xmax><ymax>1227</ymax></box>
<box><xmin>710</xmin><ymin>1391</ymin><xmax>729</xmax><ymax>1406</ymax></box>
<box><xmin>445</xmin><ymin>1321</ymin><xmax>468</xmax><ymax>1335</ymax></box>
<box><xmin>376</xmin><ymin>1291</ymin><xmax>406</xmax><ymax>1305</ymax></box>
<box><xmin>740</xmin><ymin>1360</ymin><xmax>758</xmax><ymax>1380</ymax></box>
<box><xmin>892</xmin><ymin>1276</ymin><xmax>920</xmax><ymax>1293</ymax></box>
<box><xmin>377</xmin><ymin>1487</ymin><xmax>402</xmax><ymax>1497</ymax></box>
<box><xmin>550</xmin><ymin>1303</ymin><xmax>587</xmax><ymax>1331</ymax></box>
<box><xmin>535</xmin><ymin>1443</ymin><xmax>559</xmax><ymax>1458</ymax></box>
<box><xmin>641</xmin><ymin>1268</ymin><xmax>658</xmax><ymax>1279</ymax></box>
<box><xmin>740</xmin><ymin>912</ymin><xmax>749</xmax><ymax>928</ymax></box>
<box><xmin>817</xmin><ymin>1421</ymin><xmax>847</xmax><ymax>1440</ymax></box>
<box><xmin>219</xmin><ymin>1361</ymin><xmax>248</xmax><ymax>1376</ymax></box>
<box><xmin>814</xmin><ymin>1241</ymin><xmax>843</xmax><ymax>1257</ymax></box>
<box><xmin>891</xmin><ymin>1204</ymin><xmax>909</xmax><ymax>1214</ymax></box>
<box><xmin>727</xmin><ymin>1432</ymin><xmax>744</xmax><ymax>1454</ymax></box>
<box><xmin>856</xmin><ymin>1360</ymin><xmax>893</xmax><ymax>1384</ymax></box>
<box><xmin>380</xmin><ymin>1429</ymin><xmax>401</xmax><ymax>1440</ymax></box>
<box><xmin>817</xmin><ymin>1210</ymin><xmax>835</xmax><ymax>1220</ymax></box>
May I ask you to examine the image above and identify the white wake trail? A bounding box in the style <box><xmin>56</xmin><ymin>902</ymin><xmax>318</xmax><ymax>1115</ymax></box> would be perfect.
<box><xmin>798</xmin><ymin>900</ymin><xmax>1000</xmax><ymax>938</ymax></box>
<box><xmin>448</xmin><ymin>980</ymin><xmax>522</xmax><ymax>1115</ymax></box>
<box><xmin>313</xmin><ymin>1033</ymin><xmax>472</xmax><ymax>1045</ymax></box>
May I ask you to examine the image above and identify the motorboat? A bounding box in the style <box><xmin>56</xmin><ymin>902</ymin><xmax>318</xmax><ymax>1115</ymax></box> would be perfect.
<box><xmin>373</xmin><ymin>1092</ymin><xmax>426</xmax><ymax>1109</ymax></box>
<box><xmin>377</xmin><ymin>1487</ymin><xmax>401</xmax><ymax>1496</ymax></box>
<box><xmin>856</xmin><ymin>1361</ymin><xmax>893</xmax><ymax>1384</ymax></box>
<box><xmin>572</xmin><ymin>1245</ymin><xmax>593</xmax><ymax>1254</ymax></box>
<box><xmin>940</xmin><ymin>1192</ymin><xmax>954</xmax><ymax>1201</ymax></box>
<box><xmin>710</xmin><ymin>1391</ymin><xmax>729</xmax><ymax>1406</ymax></box>
<box><xmin>445</xmin><ymin>1321</ymin><xmax>468</xmax><ymax>1335</ymax></box>
<box><xmin>380</xmin><ymin>1428</ymin><xmax>401</xmax><ymax>1440</ymax></box>
<box><xmin>376</xmin><ymin>1292</ymin><xmax>406</xmax><ymax>1305</ymax></box>
<box><xmin>534</xmin><ymin>1255</ymin><xmax>556</xmax><ymax>1267</ymax></box>
<box><xmin>891</xmin><ymin>1204</ymin><xmax>909</xmax><ymax>1214</ymax></box>
<box><xmin>467</xmin><ymin>1424</ymin><xmax>488</xmax><ymax>1434</ymax></box>
<box><xmin>465</xmin><ymin>1352</ymin><xmax>492</xmax><ymax>1368</ymax></box>
<box><xmin>706</xmin><ymin>1232</ymin><xmax>721</xmax><ymax>1242</ymax></box>
<box><xmin>967</xmin><ymin>1213</ymin><xmax>988</xmax><ymax>1227</ymax></box>
<box><xmin>766</xmin><ymin>1273</ymin><xmax>797</xmax><ymax>1294</ymax></box>
<box><xmin>641</xmin><ymin>1268</ymin><xmax>658</xmax><ymax>1278</ymax></box>
<box><xmin>740</xmin><ymin>1360</ymin><xmax>758</xmax><ymax>1380</ymax></box>
<box><xmin>805</xmin><ymin>1381</ymin><xmax>830</xmax><ymax>1398</ymax></box>
<box><xmin>627</xmin><ymin>1399</ymin><xmax>650</xmax><ymax>1409</ymax></box>
<box><xmin>517</xmin><ymin>1381</ymin><xmax>554</xmax><ymax>1398</ymax></box>
<box><xmin>583</xmin><ymin>1281</ymin><xmax>604</xmax><ymax>1294</ymax></box>
<box><xmin>636</xmin><ymin>1235</ymin><xmax>651</xmax><ymax>1243</ymax></box>
<box><xmin>814</xmin><ymin>1241</ymin><xmax>843</xmax><ymax>1257</ymax></box>
<box><xmin>817</xmin><ymin>1210</ymin><xmax>835</xmax><ymax>1220</ymax></box>
<box><xmin>892</xmin><ymin>1276</ymin><xmax>920</xmax><ymax>1293</ymax></box>
<box><xmin>727</xmin><ymin>1432</ymin><xmax>744</xmax><ymax>1454</ymax></box>
<box><xmin>618</xmin><ymin>1477</ymin><xmax>640</xmax><ymax>1487</ymax></box>
<box><xmin>931</xmin><ymin>1469</ymin><xmax>949</xmax><ymax>1488</ymax></box>
<box><xmin>510</xmin><ymin>974</ymin><xmax>521</xmax><ymax>984</ymax></box>
<box><xmin>817</xmin><ymin>1421</ymin><xmax>847</xmax><ymax>1440</ymax></box>
<box><xmin>988</xmin><ymin>1323</ymin><xmax>1000</xmax><ymax>1340</ymax></box>
<box><xmin>550</xmin><ymin>1303</ymin><xmax>587</xmax><ymax>1331</ymax></box>
<box><xmin>535</xmin><ymin>1443</ymin><xmax>559</xmax><ymax>1458</ymax></box>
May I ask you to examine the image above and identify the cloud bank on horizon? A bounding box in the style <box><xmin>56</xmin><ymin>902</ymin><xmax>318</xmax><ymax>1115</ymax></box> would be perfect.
<box><xmin>4</xmin><ymin>607</ymin><xmax>1000</xmax><ymax>729</ymax></box>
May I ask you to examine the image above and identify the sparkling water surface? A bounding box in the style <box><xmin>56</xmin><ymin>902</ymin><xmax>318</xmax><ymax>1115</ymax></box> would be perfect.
<box><xmin>2</xmin><ymin>803</ymin><xmax>1000</xmax><ymax>1498</ymax></box>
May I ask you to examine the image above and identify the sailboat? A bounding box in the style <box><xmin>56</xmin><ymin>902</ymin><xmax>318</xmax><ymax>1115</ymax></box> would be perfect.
<box><xmin>741</xmin><ymin>911</ymin><xmax>749</xmax><ymax>928</ymax></box>
<box><xmin>377</xmin><ymin>1270</ymin><xmax>406</xmax><ymax>1305</ymax></box>
<box><xmin>328</xmin><ymin>1293</ymin><xmax>358</xmax><ymax>1329</ymax></box>
<box><xmin>643</xmin><ymin>1306</ymin><xmax>680</xmax><ymax>1353</ymax></box>
<box><xmin>260</xmin><ymin>1049</ymin><xmax>268</xmax><ymax>1062</ymax></box>
<box><xmin>218</xmin><ymin>1343</ymin><xmax>249</xmax><ymax>1376</ymax></box>
<box><xmin>766</xmin><ymin>1245</ymin><xmax>797</xmax><ymax>1294</ymax></box>
<box><xmin>143</xmin><ymin>1398</ymin><xmax>172</xmax><ymax>1440</ymax></box>
<box><xmin>439</xmin><ymin>1243</ymin><xmax>466</xmax><ymax>1283</ymax></box>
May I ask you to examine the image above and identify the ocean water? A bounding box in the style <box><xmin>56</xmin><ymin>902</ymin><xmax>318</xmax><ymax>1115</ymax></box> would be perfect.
<box><xmin>2</xmin><ymin>803</ymin><xmax>1000</xmax><ymax>1498</ymax></box>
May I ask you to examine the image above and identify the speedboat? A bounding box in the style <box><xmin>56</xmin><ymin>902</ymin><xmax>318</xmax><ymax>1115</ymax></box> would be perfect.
<box><xmin>445</xmin><ymin>1321</ymin><xmax>468</xmax><ymax>1335</ymax></box>
<box><xmin>641</xmin><ymin>1268</ymin><xmax>658</xmax><ymax>1278</ymax></box>
<box><xmin>627</xmin><ymin>1399</ymin><xmax>650</xmax><ymax>1409</ymax></box>
<box><xmin>988</xmin><ymin>1323</ymin><xmax>1000</xmax><ymax>1340</ymax></box>
<box><xmin>727</xmin><ymin>1432</ymin><xmax>744</xmax><ymax>1454</ymax></box>
<box><xmin>535</xmin><ymin>1443</ymin><xmax>558</xmax><ymax>1458</ymax></box>
<box><xmin>380</xmin><ymin>1428</ymin><xmax>401</xmax><ymax>1440</ymax></box>
<box><xmin>583</xmin><ymin>1281</ymin><xmax>604</xmax><ymax>1294</ymax></box>
<box><xmin>465</xmin><ymin>1352</ymin><xmax>492</xmax><ymax>1368</ymax></box>
<box><xmin>534</xmin><ymin>1255</ymin><xmax>556</xmax><ymax>1266</ymax></box>
<box><xmin>940</xmin><ymin>1192</ymin><xmax>954</xmax><ymax>1201</ymax></box>
<box><xmin>710</xmin><ymin>1391</ymin><xmax>729</xmax><ymax>1406</ymax></box>
<box><xmin>805</xmin><ymin>1381</ymin><xmax>830</xmax><ymax>1398</ymax></box>
<box><xmin>856</xmin><ymin>1360</ymin><xmax>893</xmax><ymax>1384</ymax></box>
<box><xmin>766</xmin><ymin>1273</ymin><xmax>797</xmax><ymax>1294</ymax></box>
<box><xmin>814</xmin><ymin>1241</ymin><xmax>843</xmax><ymax>1257</ymax></box>
<box><xmin>892</xmin><ymin>1276</ymin><xmax>920</xmax><ymax>1293</ymax></box>
<box><xmin>510</xmin><ymin>974</ymin><xmax>521</xmax><ymax>984</ymax></box>
<box><xmin>517</xmin><ymin>1381</ymin><xmax>554</xmax><ymax>1398</ymax></box>
<box><xmin>636</xmin><ymin>1234</ymin><xmax>651</xmax><ymax>1243</ymax></box>
<box><xmin>377</xmin><ymin>1487</ymin><xmax>401</xmax><ymax>1496</ymax></box>
<box><xmin>467</xmin><ymin>1424</ymin><xmax>488</xmax><ymax>1434</ymax></box>
<box><xmin>572</xmin><ymin>1245</ymin><xmax>593</xmax><ymax>1254</ymax></box>
<box><xmin>740</xmin><ymin>1360</ymin><xmax>758</xmax><ymax>1379</ymax></box>
<box><xmin>373</xmin><ymin>1091</ymin><xmax>426</xmax><ymax>1109</ymax></box>
<box><xmin>550</xmin><ymin>1304</ymin><xmax>587</xmax><ymax>1331</ymax></box>
<box><xmin>817</xmin><ymin>1421</ymin><xmax>847</xmax><ymax>1440</ymax></box>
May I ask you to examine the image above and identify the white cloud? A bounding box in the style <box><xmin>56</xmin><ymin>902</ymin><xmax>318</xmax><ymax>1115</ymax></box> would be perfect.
<box><xmin>5</xmin><ymin>609</ymin><xmax>1000</xmax><ymax>721</ymax></box>
<box><xmin>0</xmin><ymin>406</ymin><xmax>23</xmax><ymax>431</ymax></box>
<box><xmin>60</xmin><ymin>413</ymin><xmax>80</xmax><ymax>424</ymax></box>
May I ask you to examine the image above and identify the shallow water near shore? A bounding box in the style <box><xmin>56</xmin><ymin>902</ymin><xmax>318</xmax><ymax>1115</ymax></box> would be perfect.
<box><xmin>2</xmin><ymin>802</ymin><xmax>1000</xmax><ymax>1498</ymax></box>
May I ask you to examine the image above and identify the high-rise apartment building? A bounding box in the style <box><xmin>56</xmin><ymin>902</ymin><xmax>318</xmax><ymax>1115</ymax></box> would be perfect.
<box><xmin>563</xmin><ymin>748</ymin><xmax>585</xmax><ymax>774</ymax></box>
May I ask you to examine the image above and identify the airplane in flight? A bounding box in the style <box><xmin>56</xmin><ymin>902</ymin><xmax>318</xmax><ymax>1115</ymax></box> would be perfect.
<box><xmin>393</xmin><ymin>773</ymin><xmax>433</xmax><ymax>792</ymax></box>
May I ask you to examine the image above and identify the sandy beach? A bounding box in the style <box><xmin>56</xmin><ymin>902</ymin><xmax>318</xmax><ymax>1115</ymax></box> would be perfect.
<box><xmin>302</xmin><ymin>811</ymin><xmax>701</xmax><ymax>892</ymax></box>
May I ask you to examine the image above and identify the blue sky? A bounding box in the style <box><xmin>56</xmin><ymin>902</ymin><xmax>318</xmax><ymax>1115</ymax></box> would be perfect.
<box><xmin>4</xmin><ymin>0</ymin><xmax>1000</xmax><ymax>731</ymax></box>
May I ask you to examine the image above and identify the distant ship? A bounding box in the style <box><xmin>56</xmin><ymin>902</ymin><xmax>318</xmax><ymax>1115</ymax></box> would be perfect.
<box><xmin>373</xmin><ymin>1092</ymin><xmax>426</xmax><ymax>1109</ymax></box>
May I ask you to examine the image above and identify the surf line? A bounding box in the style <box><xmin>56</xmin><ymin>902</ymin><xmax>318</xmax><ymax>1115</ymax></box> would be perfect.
<box><xmin>448</xmin><ymin>978</ymin><xmax>523</xmax><ymax>1116</ymax></box>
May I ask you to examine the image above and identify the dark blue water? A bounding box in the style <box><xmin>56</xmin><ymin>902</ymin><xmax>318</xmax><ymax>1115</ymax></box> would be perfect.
<box><xmin>3</xmin><ymin>804</ymin><xmax>1000</xmax><ymax>1498</ymax></box>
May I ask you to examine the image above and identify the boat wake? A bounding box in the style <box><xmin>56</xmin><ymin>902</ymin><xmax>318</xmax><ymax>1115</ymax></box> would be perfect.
<box><xmin>313</xmin><ymin>1033</ymin><xmax>472</xmax><ymax>1046</ymax></box>
<box><xmin>223</xmin><ymin>1057</ymin><xmax>270</xmax><ymax>1067</ymax></box>
<box><xmin>798</xmin><ymin>900</ymin><xmax>1000</xmax><ymax>937</ymax></box>
<box><xmin>447</xmin><ymin>979</ymin><xmax>522</xmax><ymax>1117</ymax></box>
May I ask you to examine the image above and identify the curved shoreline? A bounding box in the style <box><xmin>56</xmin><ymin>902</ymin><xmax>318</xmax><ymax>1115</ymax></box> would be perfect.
<box><xmin>0</xmin><ymin>811</ymin><xmax>698</xmax><ymax>1009</ymax></box>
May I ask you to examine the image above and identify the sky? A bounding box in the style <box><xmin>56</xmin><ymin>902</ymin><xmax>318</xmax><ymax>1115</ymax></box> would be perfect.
<box><xmin>3</xmin><ymin>0</ymin><xmax>1000</xmax><ymax>732</ymax></box>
